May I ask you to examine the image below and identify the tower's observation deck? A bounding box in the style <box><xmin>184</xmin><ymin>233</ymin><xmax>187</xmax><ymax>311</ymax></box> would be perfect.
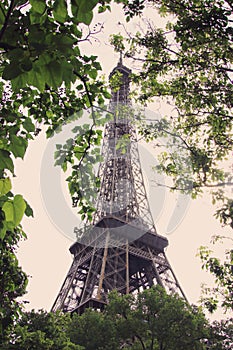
<box><xmin>51</xmin><ymin>58</ymin><xmax>186</xmax><ymax>313</ymax></box>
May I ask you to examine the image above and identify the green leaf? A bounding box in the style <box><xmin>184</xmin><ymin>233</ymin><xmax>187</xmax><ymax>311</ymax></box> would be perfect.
<box><xmin>71</xmin><ymin>0</ymin><xmax>79</xmax><ymax>17</ymax></box>
<box><xmin>30</xmin><ymin>10</ymin><xmax>42</xmax><ymax>24</ymax></box>
<box><xmin>0</xmin><ymin>227</ymin><xmax>6</xmax><ymax>240</ymax></box>
<box><xmin>6</xmin><ymin>48</ymin><xmax>25</xmax><ymax>60</ymax></box>
<box><xmin>44</xmin><ymin>61</ymin><xmax>62</xmax><ymax>88</ymax></box>
<box><xmin>11</xmin><ymin>71</ymin><xmax>28</xmax><ymax>92</ymax></box>
<box><xmin>20</xmin><ymin>57</ymin><xmax>33</xmax><ymax>72</ymax></box>
<box><xmin>13</xmin><ymin>195</ymin><xmax>27</xmax><ymax>225</ymax></box>
<box><xmin>46</xmin><ymin>128</ymin><xmax>54</xmax><ymax>138</ymax></box>
<box><xmin>0</xmin><ymin>5</ymin><xmax>5</xmax><ymax>25</ymax></box>
<box><xmin>89</xmin><ymin>69</ymin><xmax>98</xmax><ymax>79</ymax></box>
<box><xmin>53</xmin><ymin>35</ymin><xmax>76</xmax><ymax>53</ymax></box>
<box><xmin>0</xmin><ymin>221</ymin><xmax>14</xmax><ymax>240</ymax></box>
<box><xmin>79</xmin><ymin>0</ymin><xmax>99</xmax><ymax>13</ymax></box>
<box><xmin>0</xmin><ymin>178</ymin><xmax>12</xmax><ymax>196</ymax></box>
<box><xmin>62</xmin><ymin>162</ymin><xmax>67</xmax><ymax>172</ymax></box>
<box><xmin>23</xmin><ymin>117</ymin><xmax>35</xmax><ymax>132</ymax></box>
<box><xmin>98</xmin><ymin>5</ymin><xmax>110</xmax><ymax>13</ymax></box>
<box><xmin>75</xmin><ymin>0</ymin><xmax>98</xmax><ymax>25</ymax></box>
<box><xmin>53</xmin><ymin>0</ymin><xmax>68</xmax><ymax>23</ymax></box>
<box><xmin>77</xmin><ymin>10</ymin><xmax>93</xmax><ymax>25</ymax></box>
<box><xmin>25</xmin><ymin>202</ymin><xmax>34</xmax><ymax>217</ymax></box>
<box><xmin>10</xmin><ymin>135</ymin><xmax>28</xmax><ymax>159</ymax></box>
<box><xmin>2</xmin><ymin>194</ymin><xmax>26</xmax><ymax>227</ymax></box>
<box><xmin>2</xmin><ymin>63</ymin><xmax>22</xmax><ymax>80</ymax></box>
<box><xmin>0</xmin><ymin>150</ymin><xmax>14</xmax><ymax>173</ymax></box>
<box><xmin>30</xmin><ymin>0</ymin><xmax>46</xmax><ymax>14</ymax></box>
<box><xmin>27</xmin><ymin>67</ymin><xmax>45</xmax><ymax>91</ymax></box>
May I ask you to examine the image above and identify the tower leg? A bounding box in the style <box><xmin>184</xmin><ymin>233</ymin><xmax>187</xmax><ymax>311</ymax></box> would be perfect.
<box><xmin>126</xmin><ymin>239</ymin><xmax>129</xmax><ymax>294</ymax></box>
<box><xmin>97</xmin><ymin>233</ymin><xmax>109</xmax><ymax>300</ymax></box>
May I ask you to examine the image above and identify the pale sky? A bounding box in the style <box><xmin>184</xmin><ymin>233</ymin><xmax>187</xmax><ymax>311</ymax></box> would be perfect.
<box><xmin>14</xmin><ymin>3</ymin><xmax>232</xmax><ymax>321</ymax></box>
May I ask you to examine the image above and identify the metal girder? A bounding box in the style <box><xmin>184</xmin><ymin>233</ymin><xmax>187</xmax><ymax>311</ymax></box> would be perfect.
<box><xmin>51</xmin><ymin>226</ymin><xmax>187</xmax><ymax>312</ymax></box>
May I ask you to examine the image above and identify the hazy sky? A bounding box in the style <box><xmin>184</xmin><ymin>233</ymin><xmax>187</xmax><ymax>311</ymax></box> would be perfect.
<box><xmin>14</xmin><ymin>3</ymin><xmax>231</xmax><ymax>320</ymax></box>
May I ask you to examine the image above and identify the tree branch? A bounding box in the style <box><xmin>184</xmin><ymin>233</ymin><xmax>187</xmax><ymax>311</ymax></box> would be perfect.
<box><xmin>75</xmin><ymin>124</ymin><xmax>95</xmax><ymax>170</ymax></box>
<box><xmin>126</xmin><ymin>52</ymin><xmax>178</xmax><ymax>66</ymax></box>
<box><xmin>153</xmin><ymin>181</ymin><xmax>233</xmax><ymax>192</ymax></box>
<box><xmin>73</xmin><ymin>70</ymin><xmax>96</xmax><ymax>124</ymax></box>
<box><xmin>134</xmin><ymin>333</ymin><xmax>146</xmax><ymax>350</ymax></box>
<box><xmin>77</xmin><ymin>23</ymin><xmax>104</xmax><ymax>44</ymax></box>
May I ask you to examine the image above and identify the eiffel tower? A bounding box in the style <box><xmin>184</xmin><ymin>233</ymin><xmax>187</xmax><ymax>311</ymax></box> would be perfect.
<box><xmin>51</xmin><ymin>58</ymin><xmax>187</xmax><ymax>314</ymax></box>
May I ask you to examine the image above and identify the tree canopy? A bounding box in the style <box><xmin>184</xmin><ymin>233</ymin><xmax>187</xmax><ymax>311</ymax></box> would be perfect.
<box><xmin>111</xmin><ymin>0</ymin><xmax>233</xmax><ymax>227</ymax></box>
<box><xmin>6</xmin><ymin>286</ymin><xmax>211</xmax><ymax>350</ymax></box>
<box><xmin>0</xmin><ymin>0</ymin><xmax>125</xmax><ymax>340</ymax></box>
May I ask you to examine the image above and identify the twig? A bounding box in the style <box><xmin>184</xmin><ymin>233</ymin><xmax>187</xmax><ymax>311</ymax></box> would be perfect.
<box><xmin>75</xmin><ymin>124</ymin><xmax>96</xmax><ymax>170</ymax></box>
<box><xmin>78</xmin><ymin>23</ymin><xmax>104</xmax><ymax>44</ymax></box>
<box><xmin>152</xmin><ymin>181</ymin><xmax>233</xmax><ymax>191</ymax></box>
<box><xmin>74</xmin><ymin>70</ymin><xmax>96</xmax><ymax>124</ymax></box>
<box><xmin>126</xmin><ymin>52</ymin><xmax>178</xmax><ymax>66</ymax></box>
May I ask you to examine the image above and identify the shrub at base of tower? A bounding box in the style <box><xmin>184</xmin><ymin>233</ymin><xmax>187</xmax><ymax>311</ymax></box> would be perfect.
<box><xmin>7</xmin><ymin>286</ymin><xmax>232</xmax><ymax>350</ymax></box>
<box><xmin>103</xmin><ymin>286</ymin><xmax>209</xmax><ymax>350</ymax></box>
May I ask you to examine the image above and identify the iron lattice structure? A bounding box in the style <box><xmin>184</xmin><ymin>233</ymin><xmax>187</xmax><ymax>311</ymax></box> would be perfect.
<box><xmin>52</xmin><ymin>59</ymin><xmax>186</xmax><ymax>313</ymax></box>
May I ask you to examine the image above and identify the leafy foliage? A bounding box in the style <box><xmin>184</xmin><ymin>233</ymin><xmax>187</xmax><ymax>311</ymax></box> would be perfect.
<box><xmin>69</xmin><ymin>310</ymin><xmax>118</xmax><ymax>350</ymax></box>
<box><xmin>54</xmin><ymin>122</ymin><xmax>104</xmax><ymax>221</ymax></box>
<box><xmin>0</xmin><ymin>228</ymin><xmax>28</xmax><ymax>346</ymax></box>
<box><xmin>106</xmin><ymin>286</ymin><xmax>209</xmax><ymax>350</ymax></box>
<box><xmin>6</xmin><ymin>286</ymin><xmax>211</xmax><ymax>350</ymax></box>
<box><xmin>208</xmin><ymin>318</ymin><xmax>233</xmax><ymax>350</ymax></box>
<box><xmin>112</xmin><ymin>0</ymin><xmax>233</xmax><ymax>227</ymax></box>
<box><xmin>198</xmin><ymin>236</ymin><xmax>233</xmax><ymax>313</ymax></box>
<box><xmin>8</xmin><ymin>309</ymin><xmax>81</xmax><ymax>349</ymax></box>
<box><xmin>0</xmin><ymin>0</ymin><xmax>124</xmax><ymax>341</ymax></box>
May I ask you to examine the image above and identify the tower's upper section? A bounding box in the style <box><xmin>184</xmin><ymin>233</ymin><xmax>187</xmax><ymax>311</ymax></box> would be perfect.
<box><xmin>90</xmin><ymin>58</ymin><xmax>157</xmax><ymax>235</ymax></box>
<box><xmin>109</xmin><ymin>55</ymin><xmax>131</xmax><ymax>105</ymax></box>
